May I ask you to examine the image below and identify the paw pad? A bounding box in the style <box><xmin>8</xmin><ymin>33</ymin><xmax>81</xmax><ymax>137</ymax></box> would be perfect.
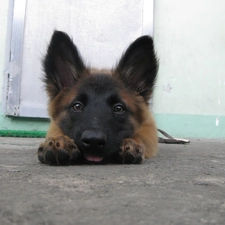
<box><xmin>56</xmin><ymin>141</ymin><xmax>60</xmax><ymax>148</ymax></box>
<box><xmin>136</xmin><ymin>148</ymin><xmax>140</xmax><ymax>153</ymax></box>
<box><xmin>119</xmin><ymin>138</ymin><xmax>144</xmax><ymax>164</ymax></box>
<box><xmin>37</xmin><ymin>136</ymin><xmax>80</xmax><ymax>165</ymax></box>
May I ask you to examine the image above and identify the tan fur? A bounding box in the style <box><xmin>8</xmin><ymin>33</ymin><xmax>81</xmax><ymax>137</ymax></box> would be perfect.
<box><xmin>47</xmin><ymin>88</ymin><xmax>78</xmax><ymax>138</ymax></box>
<box><xmin>118</xmin><ymin>86</ymin><xmax>158</xmax><ymax>159</ymax></box>
<box><xmin>90</xmin><ymin>68</ymin><xmax>112</xmax><ymax>75</ymax></box>
<box><xmin>46</xmin><ymin>120</ymin><xmax>64</xmax><ymax>138</ymax></box>
<box><xmin>132</xmin><ymin>114</ymin><xmax>158</xmax><ymax>158</ymax></box>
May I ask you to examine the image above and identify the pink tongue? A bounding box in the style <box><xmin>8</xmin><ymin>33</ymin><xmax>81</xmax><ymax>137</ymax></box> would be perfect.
<box><xmin>84</xmin><ymin>154</ymin><xmax>104</xmax><ymax>162</ymax></box>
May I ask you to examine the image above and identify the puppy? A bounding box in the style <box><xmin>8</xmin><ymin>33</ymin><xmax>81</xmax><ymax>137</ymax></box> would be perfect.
<box><xmin>38</xmin><ymin>31</ymin><xmax>158</xmax><ymax>165</ymax></box>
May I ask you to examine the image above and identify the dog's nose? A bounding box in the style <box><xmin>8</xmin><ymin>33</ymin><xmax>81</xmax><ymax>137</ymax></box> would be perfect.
<box><xmin>81</xmin><ymin>129</ymin><xmax>107</xmax><ymax>150</ymax></box>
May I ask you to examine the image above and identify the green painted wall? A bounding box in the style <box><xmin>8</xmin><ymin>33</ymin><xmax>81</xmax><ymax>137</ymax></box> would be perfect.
<box><xmin>155</xmin><ymin>114</ymin><xmax>225</xmax><ymax>139</ymax></box>
<box><xmin>0</xmin><ymin>1</ymin><xmax>225</xmax><ymax>139</ymax></box>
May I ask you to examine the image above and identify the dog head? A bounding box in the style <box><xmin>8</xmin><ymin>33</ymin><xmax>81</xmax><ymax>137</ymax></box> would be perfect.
<box><xmin>43</xmin><ymin>31</ymin><xmax>158</xmax><ymax>163</ymax></box>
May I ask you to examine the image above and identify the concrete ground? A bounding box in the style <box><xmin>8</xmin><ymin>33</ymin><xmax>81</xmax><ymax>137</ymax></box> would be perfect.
<box><xmin>0</xmin><ymin>137</ymin><xmax>224</xmax><ymax>225</ymax></box>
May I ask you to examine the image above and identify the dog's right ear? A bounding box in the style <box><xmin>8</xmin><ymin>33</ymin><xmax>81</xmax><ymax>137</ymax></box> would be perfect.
<box><xmin>43</xmin><ymin>30</ymin><xmax>87</xmax><ymax>100</ymax></box>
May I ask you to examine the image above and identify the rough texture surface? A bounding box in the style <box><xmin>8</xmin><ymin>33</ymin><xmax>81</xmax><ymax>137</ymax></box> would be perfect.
<box><xmin>0</xmin><ymin>137</ymin><xmax>225</xmax><ymax>225</ymax></box>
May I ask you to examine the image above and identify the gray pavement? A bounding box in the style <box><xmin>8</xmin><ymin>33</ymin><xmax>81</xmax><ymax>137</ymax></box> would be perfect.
<box><xmin>0</xmin><ymin>137</ymin><xmax>225</xmax><ymax>225</ymax></box>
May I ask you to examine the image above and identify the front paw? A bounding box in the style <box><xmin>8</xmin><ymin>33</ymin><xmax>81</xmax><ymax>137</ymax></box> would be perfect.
<box><xmin>118</xmin><ymin>138</ymin><xmax>144</xmax><ymax>164</ymax></box>
<box><xmin>37</xmin><ymin>136</ymin><xmax>80</xmax><ymax>165</ymax></box>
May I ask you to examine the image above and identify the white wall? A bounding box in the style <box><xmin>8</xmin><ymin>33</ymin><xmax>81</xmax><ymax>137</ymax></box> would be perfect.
<box><xmin>154</xmin><ymin>0</ymin><xmax>225</xmax><ymax>116</ymax></box>
<box><xmin>0</xmin><ymin>0</ymin><xmax>9</xmax><ymax>104</ymax></box>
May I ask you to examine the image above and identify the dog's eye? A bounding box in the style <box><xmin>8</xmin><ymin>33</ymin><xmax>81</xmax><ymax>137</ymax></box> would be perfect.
<box><xmin>113</xmin><ymin>104</ymin><xmax>125</xmax><ymax>114</ymax></box>
<box><xmin>72</xmin><ymin>102</ymin><xmax>83</xmax><ymax>112</ymax></box>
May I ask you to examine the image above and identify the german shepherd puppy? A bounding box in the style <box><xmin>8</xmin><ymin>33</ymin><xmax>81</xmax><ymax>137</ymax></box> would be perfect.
<box><xmin>38</xmin><ymin>31</ymin><xmax>158</xmax><ymax>165</ymax></box>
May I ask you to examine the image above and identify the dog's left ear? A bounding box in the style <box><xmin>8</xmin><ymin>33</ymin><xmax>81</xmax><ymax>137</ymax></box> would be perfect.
<box><xmin>114</xmin><ymin>36</ymin><xmax>158</xmax><ymax>102</ymax></box>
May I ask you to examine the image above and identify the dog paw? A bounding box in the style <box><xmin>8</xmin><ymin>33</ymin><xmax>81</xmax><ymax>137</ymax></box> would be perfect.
<box><xmin>118</xmin><ymin>138</ymin><xmax>144</xmax><ymax>164</ymax></box>
<box><xmin>37</xmin><ymin>136</ymin><xmax>80</xmax><ymax>165</ymax></box>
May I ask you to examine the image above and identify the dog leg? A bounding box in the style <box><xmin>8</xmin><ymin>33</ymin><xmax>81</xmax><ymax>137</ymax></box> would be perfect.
<box><xmin>37</xmin><ymin>136</ymin><xmax>81</xmax><ymax>165</ymax></box>
<box><xmin>118</xmin><ymin>120</ymin><xmax>158</xmax><ymax>164</ymax></box>
<box><xmin>118</xmin><ymin>138</ymin><xmax>145</xmax><ymax>164</ymax></box>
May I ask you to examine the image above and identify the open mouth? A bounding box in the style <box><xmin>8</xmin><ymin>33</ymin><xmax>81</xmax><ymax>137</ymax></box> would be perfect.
<box><xmin>83</xmin><ymin>153</ymin><xmax>104</xmax><ymax>162</ymax></box>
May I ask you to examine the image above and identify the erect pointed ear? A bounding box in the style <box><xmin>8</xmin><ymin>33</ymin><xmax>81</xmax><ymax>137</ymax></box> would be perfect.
<box><xmin>114</xmin><ymin>35</ymin><xmax>158</xmax><ymax>102</ymax></box>
<box><xmin>43</xmin><ymin>30</ymin><xmax>87</xmax><ymax>99</ymax></box>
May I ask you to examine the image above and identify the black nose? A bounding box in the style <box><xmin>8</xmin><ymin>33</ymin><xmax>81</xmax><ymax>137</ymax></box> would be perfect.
<box><xmin>81</xmin><ymin>129</ymin><xmax>107</xmax><ymax>150</ymax></box>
